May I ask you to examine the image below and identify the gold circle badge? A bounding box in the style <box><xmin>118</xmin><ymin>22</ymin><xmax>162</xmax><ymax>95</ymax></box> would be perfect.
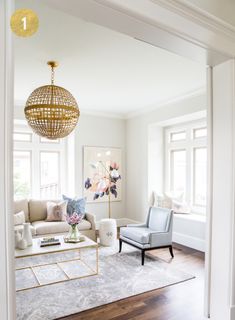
<box><xmin>10</xmin><ymin>9</ymin><xmax>39</xmax><ymax>37</ymax></box>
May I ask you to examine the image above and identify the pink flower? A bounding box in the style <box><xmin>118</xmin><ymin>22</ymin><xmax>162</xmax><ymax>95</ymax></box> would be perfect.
<box><xmin>66</xmin><ymin>212</ymin><xmax>82</xmax><ymax>225</ymax></box>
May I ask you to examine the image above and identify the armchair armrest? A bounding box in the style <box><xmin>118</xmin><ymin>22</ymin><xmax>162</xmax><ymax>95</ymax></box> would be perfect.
<box><xmin>149</xmin><ymin>231</ymin><xmax>172</xmax><ymax>247</ymax></box>
<box><xmin>126</xmin><ymin>223</ymin><xmax>147</xmax><ymax>228</ymax></box>
<box><xmin>85</xmin><ymin>212</ymin><xmax>96</xmax><ymax>230</ymax></box>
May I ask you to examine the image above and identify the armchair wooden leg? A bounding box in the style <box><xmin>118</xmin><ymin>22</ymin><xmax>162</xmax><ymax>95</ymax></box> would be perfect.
<box><xmin>141</xmin><ymin>250</ymin><xmax>145</xmax><ymax>265</ymax></box>
<box><xmin>169</xmin><ymin>245</ymin><xmax>174</xmax><ymax>258</ymax></box>
<box><xmin>119</xmin><ymin>239</ymin><xmax>122</xmax><ymax>253</ymax></box>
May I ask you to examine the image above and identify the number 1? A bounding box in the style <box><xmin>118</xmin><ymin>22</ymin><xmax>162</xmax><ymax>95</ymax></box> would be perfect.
<box><xmin>22</xmin><ymin>16</ymin><xmax>27</xmax><ymax>30</ymax></box>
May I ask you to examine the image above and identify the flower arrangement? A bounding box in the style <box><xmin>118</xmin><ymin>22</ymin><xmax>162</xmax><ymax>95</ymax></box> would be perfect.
<box><xmin>66</xmin><ymin>212</ymin><xmax>83</xmax><ymax>226</ymax></box>
<box><xmin>66</xmin><ymin>212</ymin><xmax>83</xmax><ymax>242</ymax></box>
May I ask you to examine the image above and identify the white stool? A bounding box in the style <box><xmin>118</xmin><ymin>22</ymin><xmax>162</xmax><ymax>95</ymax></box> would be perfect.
<box><xmin>99</xmin><ymin>218</ymin><xmax>117</xmax><ymax>246</ymax></box>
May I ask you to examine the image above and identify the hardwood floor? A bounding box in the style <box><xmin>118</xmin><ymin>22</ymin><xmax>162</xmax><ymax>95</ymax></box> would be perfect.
<box><xmin>58</xmin><ymin>243</ymin><xmax>205</xmax><ymax>320</ymax></box>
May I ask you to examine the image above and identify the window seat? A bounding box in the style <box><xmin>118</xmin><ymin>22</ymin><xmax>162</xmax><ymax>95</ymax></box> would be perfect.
<box><xmin>173</xmin><ymin>213</ymin><xmax>206</xmax><ymax>252</ymax></box>
<box><xmin>174</xmin><ymin>213</ymin><xmax>206</xmax><ymax>223</ymax></box>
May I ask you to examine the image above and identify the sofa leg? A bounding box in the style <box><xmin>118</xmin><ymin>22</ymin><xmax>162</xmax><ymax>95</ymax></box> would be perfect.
<box><xmin>119</xmin><ymin>239</ymin><xmax>122</xmax><ymax>253</ymax></box>
<box><xmin>141</xmin><ymin>250</ymin><xmax>145</xmax><ymax>265</ymax></box>
<box><xmin>169</xmin><ymin>245</ymin><xmax>174</xmax><ymax>258</ymax></box>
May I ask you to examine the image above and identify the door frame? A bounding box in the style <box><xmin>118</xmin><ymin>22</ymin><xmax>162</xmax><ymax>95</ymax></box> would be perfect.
<box><xmin>2</xmin><ymin>0</ymin><xmax>235</xmax><ymax>319</ymax></box>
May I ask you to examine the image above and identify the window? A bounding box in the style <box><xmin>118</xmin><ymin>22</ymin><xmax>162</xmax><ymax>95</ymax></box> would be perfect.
<box><xmin>193</xmin><ymin>127</ymin><xmax>207</xmax><ymax>139</ymax></box>
<box><xmin>14</xmin><ymin>151</ymin><xmax>31</xmax><ymax>199</ymax></box>
<box><xmin>170</xmin><ymin>150</ymin><xmax>186</xmax><ymax>194</ymax></box>
<box><xmin>170</xmin><ymin>131</ymin><xmax>186</xmax><ymax>142</ymax></box>
<box><xmin>40</xmin><ymin>152</ymin><xmax>60</xmax><ymax>199</ymax></box>
<box><xmin>14</xmin><ymin>132</ymin><xmax>32</xmax><ymax>142</ymax></box>
<box><xmin>13</xmin><ymin>122</ymin><xmax>67</xmax><ymax>200</ymax></box>
<box><xmin>165</xmin><ymin>120</ymin><xmax>207</xmax><ymax>214</ymax></box>
<box><xmin>193</xmin><ymin>147</ymin><xmax>207</xmax><ymax>207</ymax></box>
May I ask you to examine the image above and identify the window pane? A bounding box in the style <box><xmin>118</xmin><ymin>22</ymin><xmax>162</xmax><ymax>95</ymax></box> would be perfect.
<box><xmin>170</xmin><ymin>131</ymin><xmax>186</xmax><ymax>142</ymax></box>
<box><xmin>194</xmin><ymin>148</ymin><xmax>207</xmax><ymax>206</ymax></box>
<box><xmin>40</xmin><ymin>137</ymin><xmax>59</xmax><ymax>143</ymax></box>
<box><xmin>14</xmin><ymin>151</ymin><xmax>31</xmax><ymax>199</ymax></box>
<box><xmin>194</xmin><ymin>127</ymin><xmax>207</xmax><ymax>139</ymax></box>
<box><xmin>40</xmin><ymin>152</ymin><xmax>59</xmax><ymax>199</ymax></box>
<box><xmin>171</xmin><ymin>150</ymin><xmax>186</xmax><ymax>194</ymax></box>
<box><xmin>14</xmin><ymin>132</ymin><xmax>32</xmax><ymax>142</ymax></box>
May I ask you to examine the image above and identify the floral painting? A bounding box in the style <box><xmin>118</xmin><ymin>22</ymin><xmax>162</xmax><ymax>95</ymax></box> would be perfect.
<box><xmin>83</xmin><ymin>146</ymin><xmax>122</xmax><ymax>203</ymax></box>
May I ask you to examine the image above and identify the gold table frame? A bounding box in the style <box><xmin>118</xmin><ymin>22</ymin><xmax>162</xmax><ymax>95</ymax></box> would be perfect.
<box><xmin>15</xmin><ymin>237</ymin><xmax>99</xmax><ymax>292</ymax></box>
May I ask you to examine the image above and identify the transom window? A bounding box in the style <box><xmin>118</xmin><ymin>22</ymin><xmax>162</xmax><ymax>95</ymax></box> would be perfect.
<box><xmin>13</xmin><ymin>121</ymin><xmax>67</xmax><ymax>200</ymax></box>
<box><xmin>164</xmin><ymin>120</ymin><xmax>207</xmax><ymax>214</ymax></box>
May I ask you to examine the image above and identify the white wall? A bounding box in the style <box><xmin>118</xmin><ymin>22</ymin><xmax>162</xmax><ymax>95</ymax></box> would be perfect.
<box><xmin>126</xmin><ymin>93</ymin><xmax>207</xmax><ymax>251</ymax></box>
<box><xmin>74</xmin><ymin>113</ymin><xmax>126</xmax><ymax>222</ymax></box>
<box><xmin>126</xmin><ymin>93</ymin><xmax>206</xmax><ymax>222</ymax></box>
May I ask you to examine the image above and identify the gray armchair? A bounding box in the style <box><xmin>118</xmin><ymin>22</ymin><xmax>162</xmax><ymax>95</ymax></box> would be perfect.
<box><xmin>119</xmin><ymin>207</ymin><xmax>174</xmax><ymax>265</ymax></box>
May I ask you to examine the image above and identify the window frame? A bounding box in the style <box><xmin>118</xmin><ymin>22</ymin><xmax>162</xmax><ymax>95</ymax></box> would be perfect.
<box><xmin>164</xmin><ymin>119</ymin><xmax>207</xmax><ymax>215</ymax></box>
<box><xmin>13</xmin><ymin>149</ymin><xmax>32</xmax><ymax>200</ymax></box>
<box><xmin>13</xmin><ymin>122</ymin><xmax>67</xmax><ymax>199</ymax></box>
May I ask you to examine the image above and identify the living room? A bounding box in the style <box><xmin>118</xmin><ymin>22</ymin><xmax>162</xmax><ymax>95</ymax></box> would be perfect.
<box><xmin>2</xmin><ymin>1</ymin><xmax>235</xmax><ymax>320</ymax></box>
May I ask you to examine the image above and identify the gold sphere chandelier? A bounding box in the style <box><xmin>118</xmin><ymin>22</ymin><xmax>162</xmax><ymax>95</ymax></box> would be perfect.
<box><xmin>24</xmin><ymin>61</ymin><xmax>80</xmax><ymax>139</ymax></box>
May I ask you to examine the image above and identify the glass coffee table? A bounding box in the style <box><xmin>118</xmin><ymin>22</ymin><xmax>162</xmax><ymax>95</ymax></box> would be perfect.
<box><xmin>15</xmin><ymin>235</ymin><xmax>98</xmax><ymax>292</ymax></box>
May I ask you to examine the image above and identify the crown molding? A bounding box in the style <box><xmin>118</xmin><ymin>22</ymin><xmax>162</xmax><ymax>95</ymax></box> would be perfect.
<box><xmin>80</xmin><ymin>109</ymin><xmax>125</xmax><ymax>119</ymax></box>
<box><xmin>125</xmin><ymin>87</ymin><xmax>206</xmax><ymax>119</ymax></box>
<box><xmin>151</xmin><ymin>0</ymin><xmax>235</xmax><ymax>40</ymax></box>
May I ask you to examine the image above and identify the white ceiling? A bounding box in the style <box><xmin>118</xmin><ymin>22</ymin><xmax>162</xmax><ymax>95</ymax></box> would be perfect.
<box><xmin>15</xmin><ymin>0</ymin><xmax>206</xmax><ymax>118</ymax></box>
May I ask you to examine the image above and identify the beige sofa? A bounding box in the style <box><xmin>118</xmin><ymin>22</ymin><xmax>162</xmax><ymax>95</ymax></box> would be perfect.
<box><xmin>14</xmin><ymin>199</ymin><xmax>97</xmax><ymax>242</ymax></box>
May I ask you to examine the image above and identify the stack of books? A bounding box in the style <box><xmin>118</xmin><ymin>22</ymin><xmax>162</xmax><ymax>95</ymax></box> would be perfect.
<box><xmin>39</xmin><ymin>237</ymin><xmax>61</xmax><ymax>247</ymax></box>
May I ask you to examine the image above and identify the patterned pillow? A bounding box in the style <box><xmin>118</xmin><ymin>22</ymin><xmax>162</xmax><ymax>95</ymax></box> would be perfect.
<box><xmin>62</xmin><ymin>195</ymin><xmax>86</xmax><ymax>218</ymax></box>
<box><xmin>46</xmin><ymin>201</ymin><xmax>67</xmax><ymax>222</ymax></box>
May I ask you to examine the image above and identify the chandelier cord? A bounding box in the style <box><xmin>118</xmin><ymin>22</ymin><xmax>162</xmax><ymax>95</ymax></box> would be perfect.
<box><xmin>51</xmin><ymin>65</ymin><xmax>55</xmax><ymax>85</ymax></box>
<box><xmin>50</xmin><ymin>65</ymin><xmax>55</xmax><ymax>105</ymax></box>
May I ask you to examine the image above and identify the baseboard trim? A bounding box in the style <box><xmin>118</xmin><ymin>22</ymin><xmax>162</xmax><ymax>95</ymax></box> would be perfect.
<box><xmin>173</xmin><ymin>231</ymin><xmax>205</xmax><ymax>252</ymax></box>
<box><xmin>96</xmin><ymin>218</ymin><xmax>139</xmax><ymax>230</ymax></box>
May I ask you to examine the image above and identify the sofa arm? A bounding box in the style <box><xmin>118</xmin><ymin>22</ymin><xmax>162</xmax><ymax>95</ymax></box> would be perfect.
<box><xmin>150</xmin><ymin>231</ymin><xmax>172</xmax><ymax>247</ymax></box>
<box><xmin>85</xmin><ymin>212</ymin><xmax>96</xmax><ymax>230</ymax></box>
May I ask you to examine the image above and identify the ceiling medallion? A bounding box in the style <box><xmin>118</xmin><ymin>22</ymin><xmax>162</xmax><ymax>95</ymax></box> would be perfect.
<box><xmin>24</xmin><ymin>61</ymin><xmax>80</xmax><ymax>139</ymax></box>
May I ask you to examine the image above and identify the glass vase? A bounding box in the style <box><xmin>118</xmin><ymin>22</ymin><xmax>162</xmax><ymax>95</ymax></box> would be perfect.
<box><xmin>68</xmin><ymin>224</ymin><xmax>80</xmax><ymax>241</ymax></box>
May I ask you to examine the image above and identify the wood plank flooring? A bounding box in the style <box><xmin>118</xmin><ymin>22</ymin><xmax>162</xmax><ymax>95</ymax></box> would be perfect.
<box><xmin>58</xmin><ymin>243</ymin><xmax>205</xmax><ymax>320</ymax></box>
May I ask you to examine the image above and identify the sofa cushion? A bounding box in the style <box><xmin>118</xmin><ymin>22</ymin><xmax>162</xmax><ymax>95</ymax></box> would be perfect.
<box><xmin>32</xmin><ymin>219</ymin><xmax>91</xmax><ymax>236</ymax></box>
<box><xmin>14</xmin><ymin>199</ymin><xmax>29</xmax><ymax>222</ymax></box>
<box><xmin>120</xmin><ymin>227</ymin><xmax>151</xmax><ymax>244</ymax></box>
<box><xmin>14</xmin><ymin>211</ymin><xmax>25</xmax><ymax>226</ymax></box>
<box><xmin>14</xmin><ymin>224</ymin><xmax>36</xmax><ymax>236</ymax></box>
<box><xmin>29</xmin><ymin>199</ymin><xmax>61</xmax><ymax>222</ymax></box>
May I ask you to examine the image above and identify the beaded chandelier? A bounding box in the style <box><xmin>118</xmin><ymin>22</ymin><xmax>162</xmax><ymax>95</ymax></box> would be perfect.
<box><xmin>24</xmin><ymin>61</ymin><xmax>80</xmax><ymax>139</ymax></box>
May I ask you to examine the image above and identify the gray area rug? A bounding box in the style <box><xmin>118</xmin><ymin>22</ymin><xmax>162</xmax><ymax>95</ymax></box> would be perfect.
<box><xmin>16</xmin><ymin>242</ymin><xmax>194</xmax><ymax>320</ymax></box>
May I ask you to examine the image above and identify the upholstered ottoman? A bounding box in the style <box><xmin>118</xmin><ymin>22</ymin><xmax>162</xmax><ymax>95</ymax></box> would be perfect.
<box><xmin>99</xmin><ymin>218</ymin><xmax>117</xmax><ymax>246</ymax></box>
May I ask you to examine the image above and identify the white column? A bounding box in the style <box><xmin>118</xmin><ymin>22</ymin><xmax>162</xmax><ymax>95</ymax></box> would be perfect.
<box><xmin>0</xmin><ymin>0</ymin><xmax>15</xmax><ymax>319</ymax></box>
<box><xmin>210</xmin><ymin>59</ymin><xmax>235</xmax><ymax>320</ymax></box>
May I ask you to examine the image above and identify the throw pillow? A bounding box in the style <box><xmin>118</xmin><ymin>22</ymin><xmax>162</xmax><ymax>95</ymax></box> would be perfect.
<box><xmin>172</xmin><ymin>200</ymin><xmax>191</xmax><ymax>214</ymax></box>
<box><xmin>46</xmin><ymin>201</ymin><xmax>67</xmax><ymax>222</ymax></box>
<box><xmin>153</xmin><ymin>192</ymin><xmax>172</xmax><ymax>209</ymax></box>
<box><xmin>62</xmin><ymin>195</ymin><xmax>86</xmax><ymax>218</ymax></box>
<box><xmin>14</xmin><ymin>211</ymin><xmax>25</xmax><ymax>226</ymax></box>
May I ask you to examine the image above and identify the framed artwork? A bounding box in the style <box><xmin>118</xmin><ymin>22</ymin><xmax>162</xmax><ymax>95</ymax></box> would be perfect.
<box><xmin>83</xmin><ymin>146</ymin><xmax>122</xmax><ymax>203</ymax></box>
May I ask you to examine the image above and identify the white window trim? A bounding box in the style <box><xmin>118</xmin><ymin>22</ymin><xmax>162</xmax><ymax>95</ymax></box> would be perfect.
<box><xmin>164</xmin><ymin>119</ymin><xmax>207</xmax><ymax>215</ymax></box>
<box><xmin>14</xmin><ymin>122</ymin><xmax>67</xmax><ymax>199</ymax></box>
